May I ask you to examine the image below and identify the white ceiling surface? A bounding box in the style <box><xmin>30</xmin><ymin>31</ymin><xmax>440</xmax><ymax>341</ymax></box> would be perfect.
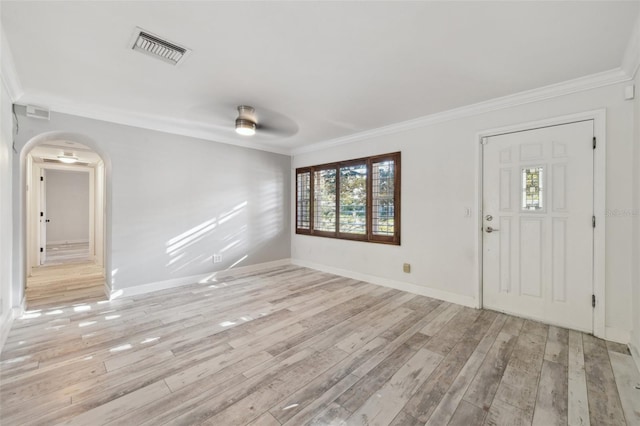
<box><xmin>2</xmin><ymin>2</ymin><xmax>639</xmax><ymax>153</ymax></box>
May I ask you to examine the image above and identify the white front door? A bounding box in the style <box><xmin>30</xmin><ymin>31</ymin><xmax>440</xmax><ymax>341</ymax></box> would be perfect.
<box><xmin>482</xmin><ymin>120</ymin><xmax>594</xmax><ymax>332</ymax></box>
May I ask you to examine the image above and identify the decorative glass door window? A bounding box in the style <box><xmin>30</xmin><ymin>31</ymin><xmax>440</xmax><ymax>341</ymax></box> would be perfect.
<box><xmin>522</xmin><ymin>167</ymin><xmax>544</xmax><ymax>211</ymax></box>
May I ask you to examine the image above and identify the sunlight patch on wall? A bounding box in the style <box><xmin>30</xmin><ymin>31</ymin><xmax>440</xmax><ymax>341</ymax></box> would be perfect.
<box><xmin>227</xmin><ymin>254</ymin><xmax>248</xmax><ymax>270</ymax></box>
<box><xmin>166</xmin><ymin>217</ymin><xmax>218</xmax><ymax>254</ymax></box>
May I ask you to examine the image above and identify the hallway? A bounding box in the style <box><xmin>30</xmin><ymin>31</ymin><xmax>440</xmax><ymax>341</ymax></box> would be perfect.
<box><xmin>27</xmin><ymin>243</ymin><xmax>106</xmax><ymax>308</ymax></box>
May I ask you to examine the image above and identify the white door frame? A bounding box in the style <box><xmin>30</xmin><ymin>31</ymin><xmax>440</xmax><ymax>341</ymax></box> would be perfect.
<box><xmin>94</xmin><ymin>160</ymin><xmax>105</xmax><ymax>268</ymax></box>
<box><xmin>30</xmin><ymin>163</ymin><xmax>96</xmax><ymax>265</ymax></box>
<box><xmin>476</xmin><ymin>109</ymin><xmax>606</xmax><ymax>338</ymax></box>
<box><xmin>38</xmin><ymin>167</ymin><xmax>47</xmax><ymax>265</ymax></box>
<box><xmin>17</xmin><ymin>131</ymin><xmax>112</xmax><ymax>311</ymax></box>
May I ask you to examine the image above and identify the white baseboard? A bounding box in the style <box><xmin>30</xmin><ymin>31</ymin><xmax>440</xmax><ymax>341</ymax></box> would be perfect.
<box><xmin>0</xmin><ymin>302</ymin><xmax>24</xmax><ymax>356</ymax></box>
<box><xmin>0</xmin><ymin>309</ymin><xmax>14</xmax><ymax>356</ymax></box>
<box><xmin>605</xmin><ymin>327</ymin><xmax>631</xmax><ymax>344</ymax></box>
<box><xmin>47</xmin><ymin>239</ymin><xmax>90</xmax><ymax>245</ymax></box>
<box><xmin>291</xmin><ymin>258</ymin><xmax>477</xmax><ymax>308</ymax></box>
<box><xmin>629</xmin><ymin>342</ymin><xmax>640</xmax><ymax>374</ymax></box>
<box><xmin>113</xmin><ymin>259</ymin><xmax>292</xmax><ymax>299</ymax></box>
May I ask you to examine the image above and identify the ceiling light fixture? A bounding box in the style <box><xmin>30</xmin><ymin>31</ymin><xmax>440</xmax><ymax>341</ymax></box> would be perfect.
<box><xmin>235</xmin><ymin>106</ymin><xmax>256</xmax><ymax>136</ymax></box>
<box><xmin>57</xmin><ymin>152</ymin><xmax>79</xmax><ymax>164</ymax></box>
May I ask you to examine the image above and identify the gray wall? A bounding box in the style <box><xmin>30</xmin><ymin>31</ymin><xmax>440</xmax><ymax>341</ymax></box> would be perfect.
<box><xmin>632</xmin><ymin>68</ymin><xmax>640</xmax><ymax>357</ymax></box>
<box><xmin>0</xmin><ymin>79</ymin><xmax>13</xmax><ymax>326</ymax></box>
<box><xmin>45</xmin><ymin>169</ymin><xmax>90</xmax><ymax>244</ymax></box>
<box><xmin>12</xmin><ymin>110</ymin><xmax>291</xmax><ymax>297</ymax></box>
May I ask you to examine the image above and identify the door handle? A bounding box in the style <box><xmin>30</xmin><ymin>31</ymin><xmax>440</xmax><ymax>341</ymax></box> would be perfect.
<box><xmin>486</xmin><ymin>226</ymin><xmax>499</xmax><ymax>233</ymax></box>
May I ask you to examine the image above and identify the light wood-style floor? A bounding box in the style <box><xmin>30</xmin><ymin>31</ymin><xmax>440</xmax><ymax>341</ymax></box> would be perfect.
<box><xmin>45</xmin><ymin>242</ymin><xmax>91</xmax><ymax>266</ymax></box>
<box><xmin>26</xmin><ymin>243</ymin><xmax>106</xmax><ymax>309</ymax></box>
<box><xmin>2</xmin><ymin>266</ymin><xmax>638</xmax><ymax>425</ymax></box>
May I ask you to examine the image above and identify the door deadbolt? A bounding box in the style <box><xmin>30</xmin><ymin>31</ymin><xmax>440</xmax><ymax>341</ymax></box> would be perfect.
<box><xmin>485</xmin><ymin>215</ymin><xmax>493</xmax><ymax>221</ymax></box>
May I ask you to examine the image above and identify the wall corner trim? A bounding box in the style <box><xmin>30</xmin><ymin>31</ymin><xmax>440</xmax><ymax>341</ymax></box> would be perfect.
<box><xmin>113</xmin><ymin>258</ymin><xmax>292</xmax><ymax>299</ymax></box>
<box><xmin>291</xmin><ymin>258</ymin><xmax>478</xmax><ymax>308</ymax></box>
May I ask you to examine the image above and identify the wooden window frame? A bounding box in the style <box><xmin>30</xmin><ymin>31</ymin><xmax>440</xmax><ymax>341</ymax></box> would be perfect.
<box><xmin>295</xmin><ymin>152</ymin><xmax>400</xmax><ymax>245</ymax></box>
<box><xmin>295</xmin><ymin>169</ymin><xmax>312</xmax><ymax>232</ymax></box>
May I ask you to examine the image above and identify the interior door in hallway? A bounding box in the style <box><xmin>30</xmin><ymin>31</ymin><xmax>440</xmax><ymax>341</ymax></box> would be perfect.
<box><xmin>39</xmin><ymin>168</ymin><xmax>47</xmax><ymax>265</ymax></box>
<box><xmin>482</xmin><ymin>120</ymin><xmax>594</xmax><ymax>332</ymax></box>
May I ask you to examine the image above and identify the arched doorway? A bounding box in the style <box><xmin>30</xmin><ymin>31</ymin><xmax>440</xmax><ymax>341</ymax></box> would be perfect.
<box><xmin>20</xmin><ymin>132</ymin><xmax>111</xmax><ymax>308</ymax></box>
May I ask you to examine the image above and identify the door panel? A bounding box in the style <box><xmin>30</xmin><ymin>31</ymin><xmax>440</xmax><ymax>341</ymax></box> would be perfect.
<box><xmin>482</xmin><ymin>120</ymin><xmax>594</xmax><ymax>332</ymax></box>
<box><xmin>39</xmin><ymin>169</ymin><xmax>47</xmax><ymax>265</ymax></box>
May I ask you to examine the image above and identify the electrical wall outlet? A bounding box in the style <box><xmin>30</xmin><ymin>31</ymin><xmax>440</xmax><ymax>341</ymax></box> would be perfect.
<box><xmin>403</xmin><ymin>263</ymin><xmax>411</xmax><ymax>273</ymax></box>
<box><xmin>213</xmin><ymin>254</ymin><xmax>222</xmax><ymax>263</ymax></box>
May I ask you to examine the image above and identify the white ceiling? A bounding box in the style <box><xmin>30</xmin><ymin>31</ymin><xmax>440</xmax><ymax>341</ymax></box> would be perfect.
<box><xmin>2</xmin><ymin>1</ymin><xmax>639</xmax><ymax>154</ymax></box>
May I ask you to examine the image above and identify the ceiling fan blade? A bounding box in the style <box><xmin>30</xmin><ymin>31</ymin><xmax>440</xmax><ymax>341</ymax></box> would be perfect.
<box><xmin>187</xmin><ymin>102</ymin><xmax>299</xmax><ymax>139</ymax></box>
<box><xmin>254</xmin><ymin>107</ymin><xmax>299</xmax><ymax>139</ymax></box>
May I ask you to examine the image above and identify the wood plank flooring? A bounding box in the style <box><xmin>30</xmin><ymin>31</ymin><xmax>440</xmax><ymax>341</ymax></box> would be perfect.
<box><xmin>1</xmin><ymin>265</ymin><xmax>635</xmax><ymax>425</ymax></box>
<box><xmin>45</xmin><ymin>242</ymin><xmax>91</xmax><ymax>265</ymax></box>
<box><xmin>27</xmin><ymin>243</ymin><xmax>105</xmax><ymax>309</ymax></box>
<box><xmin>26</xmin><ymin>261</ymin><xmax>106</xmax><ymax>309</ymax></box>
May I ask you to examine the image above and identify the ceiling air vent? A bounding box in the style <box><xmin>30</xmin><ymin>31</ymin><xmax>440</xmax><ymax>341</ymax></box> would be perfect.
<box><xmin>131</xmin><ymin>28</ymin><xmax>190</xmax><ymax>65</ymax></box>
<box><xmin>26</xmin><ymin>105</ymin><xmax>50</xmax><ymax>120</ymax></box>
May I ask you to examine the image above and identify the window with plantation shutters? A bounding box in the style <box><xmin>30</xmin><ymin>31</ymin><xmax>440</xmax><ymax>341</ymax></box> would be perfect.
<box><xmin>371</xmin><ymin>158</ymin><xmax>396</xmax><ymax>238</ymax></box>
<box><xmin>295</xmin><ymin>152</ymin><xmax>400</xmax><ymax>245</ymax></box>
<box><xmin>296</xmin><ymin>171</ymin><xmax>311</xmax><ymax>230</ymax></box>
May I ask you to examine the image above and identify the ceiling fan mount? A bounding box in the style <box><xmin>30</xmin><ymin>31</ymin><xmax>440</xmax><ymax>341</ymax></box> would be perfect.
<box><xmin>235</xmin><ymin>105</ymin><xmax>256</xmax><ymax>136</ymax></box>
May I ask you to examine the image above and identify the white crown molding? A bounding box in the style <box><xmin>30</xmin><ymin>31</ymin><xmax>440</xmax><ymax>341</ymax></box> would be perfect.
<box><xmin>292</xmin><ymin>67</ymin><xmax>630</xmax><ymax>156</ymax></box>
<box><xmin>621</xmin><ymin>12</ymin><xmax>640</xmax><ymax>79</ymax></box>
<box><xmin>0</xmin><ymin>26</ymin><xmax>24</xmax><ymax>102</ymax></box>
<box><xmin>16</xmin><ymin>66</ymin><xmax>632</xmax><ymax>159</ymax></box>
<box><xmin>17</xmin><ymin>93</ymin><xmax>292</xmax><ymax>156</ymax></box>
